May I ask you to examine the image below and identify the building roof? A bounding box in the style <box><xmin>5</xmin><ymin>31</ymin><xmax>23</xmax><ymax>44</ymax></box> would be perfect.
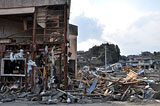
<box><xmin>0</xmin><ymin>0</ymin><xmax>68</xmax><ymax>8</ymax></box>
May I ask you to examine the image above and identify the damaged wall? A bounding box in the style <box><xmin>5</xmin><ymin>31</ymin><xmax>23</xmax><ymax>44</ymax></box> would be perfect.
<box><xmin>68</xmin><ymin>24</ymin><xmax>78</xmax><ymax>78</ymax></box>
<box><xmin>0</xmin><ymin>18</ymin><xmax>32</xmax><ymax>42</ymax></box>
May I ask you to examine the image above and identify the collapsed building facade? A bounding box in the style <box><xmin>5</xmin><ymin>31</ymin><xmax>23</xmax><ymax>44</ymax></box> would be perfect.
<box><xmin>0</xmin><ymin>0</ymin><xmax>78</xmax><ymax>90</ymax></box>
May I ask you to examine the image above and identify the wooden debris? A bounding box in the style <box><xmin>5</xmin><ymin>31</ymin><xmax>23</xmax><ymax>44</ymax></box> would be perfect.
<box><xmin>124</xmin><ymin>70</ymin><xmax>138</xmax><ymax>82</ymax></box>
<box><xmin>121</xmin><ymin>85</ymin><xmax>131</xmax><ymax>101</ymax></box>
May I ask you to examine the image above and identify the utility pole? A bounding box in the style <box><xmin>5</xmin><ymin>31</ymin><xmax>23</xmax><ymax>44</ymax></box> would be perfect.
<box><xmin>105</xmin><ymin>45</ymin><xmax>107</xmax><ymax>71</ymax></box>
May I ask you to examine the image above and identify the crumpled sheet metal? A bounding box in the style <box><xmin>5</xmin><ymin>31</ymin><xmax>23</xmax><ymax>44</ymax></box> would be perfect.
<box><xmin>87</xmin><ymin>78</ymin><xmax>98</xmax><ymax>93</ymax></box>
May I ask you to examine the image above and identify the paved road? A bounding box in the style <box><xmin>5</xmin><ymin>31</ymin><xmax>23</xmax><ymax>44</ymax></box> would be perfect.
<box><xmin>0</xmin><ymin>101</ymin><xmax>114</xmax><ymax>106</ymax></box>
<box><xmin>0</xmin><ymin>101</ymin><xmax>159</xmax><ymax>106</ymax></box>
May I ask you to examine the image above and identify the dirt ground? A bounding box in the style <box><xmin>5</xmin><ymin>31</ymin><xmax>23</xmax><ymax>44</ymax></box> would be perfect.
<box><xmin>0</xmin><ymin>101</ymin><xmax>159</xmax><ymax>106</ymax></box>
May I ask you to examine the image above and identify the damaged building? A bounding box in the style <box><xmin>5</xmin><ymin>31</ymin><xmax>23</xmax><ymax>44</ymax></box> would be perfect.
<box><xmin>1</xmin><ymin>0</ymin><xmax>160</xmax><ymax>105</ymax></box>
<box><xmin>0</xmin><ymin>0</ymin><xmax>78</xmax><ymax>90</ymax></box>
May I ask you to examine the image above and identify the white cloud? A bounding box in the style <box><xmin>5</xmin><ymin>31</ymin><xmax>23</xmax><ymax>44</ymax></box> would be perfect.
<box><xmin>70</xmin><ymin>0</ymin><xmax>90</xmax><ymax>22</ymax></box>
<box><xmin>78</xmin><ymin>39</ymin><xmax>102</xmax><ymax>51</ymax></box>
<box><xmin>102</xmin><ymin>12</ymin><xmax>160</xmax><ymax>55</ymax></box>
<box><xmin>71</xmin><ymin>0</ymin><xmax>142</xmax><ymax>31</ymax></box>
<box><xmin>71</xmin><ymin>0</ymin><xmax>160</xmax><ymax>55</ymax></box>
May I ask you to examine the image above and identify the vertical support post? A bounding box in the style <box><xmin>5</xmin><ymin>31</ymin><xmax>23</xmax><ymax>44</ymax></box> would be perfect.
<box><xmin>44</xmin><ymin>28</ymin><xmax>46</xmax><ymax>42</ymax></box>
<box><xmin>0</xmin><ymin>45</ymin><xmax>5</xmax><ymax>86</ymax></box>
<box><xmin>0</xmin><ymin>53</ymin><xmax>1</xmax><ymax>86</ymax></box>
<box><xmin>63</xmin><ymin>3</ymin><xmax>68</xmax><ymax>89</ymax></box>
<box><xmin>25</xmin><ymin>53</ymin><xmax>29</xmax><ymax>90</ymax></box>
<box><xmin>31</xmin><ymin>10</ymin><xmax>37</xmax><ymax>89</ymax></box>
<box><xmin>43</xmin><ymin>50</ymin><xmax>48</xmax><ymax>91</ymax></box>
<box><xmin>23</xmin><ymin>18</ymin><xmax>28</xmax><ymax>30</ymax></box>
<box><xmin>105</xmin><ymin>45</ymin><xmax>107</xmax><ymax>71</ymax></box>
<box><xmin>59</xmin><ymin>53</ymin><xmax>62</xmax><ymax>84</ymax></box>
<box><xmin>20</xmin><ymin>77</ymin><xmax>23</xmax><ymax>89</ymax></box>
<box><xmin>0</xmin><ymin>46</ymin><xmax>2</xmax><ymax>85</ymax></box>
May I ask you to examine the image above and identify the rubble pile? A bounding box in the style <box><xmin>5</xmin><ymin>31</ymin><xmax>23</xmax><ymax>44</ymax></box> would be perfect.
<box><xmin>0</xmin><ymin>85</ymin><xmax>74</xmax><ymax>104</ymax></box>
<box><xmin>0</xmin><ymin>69</ymin><xmax>160</xmax><ymax>104</ymax></box>
<box><xmin>68</xmin><ymin>69</ymin><xmax>160</xmax><ymax>102</ymax></box>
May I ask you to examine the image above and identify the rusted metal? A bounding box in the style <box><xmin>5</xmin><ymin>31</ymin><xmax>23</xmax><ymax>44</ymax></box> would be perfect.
<box><xmin>63</xmin><ymin>3</ymin><xmax>68</xmax><ymax>89</ymax></box>
<box><xmin>31</xmin><ymin>10</ymin><xmax>37</xmax><ymax>89</ymax></box>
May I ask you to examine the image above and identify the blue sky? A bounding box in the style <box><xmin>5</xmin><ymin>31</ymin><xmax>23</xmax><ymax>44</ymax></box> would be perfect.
<box><xmin>72</xmin><ymin>14</ymin><xmax>103</xmax><ymax>44</ymax></box>
<box><xmin>70</xmin><ymin>0</ymin><xmax>160</xmax><ymax>55</ymax></box>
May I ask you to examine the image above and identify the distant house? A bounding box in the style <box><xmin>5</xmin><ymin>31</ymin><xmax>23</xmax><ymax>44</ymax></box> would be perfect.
<box><xmin>126</xmin><ymin>55</ymin><xmax>139</xmax><ymax>68</ymax></box>
<box><xmin>91</xmin><ymin>57</ymin><xmax>97</xmax><ymax>61</ymax></box>
<box><xmin>141</xmin><ymin>51</ymin><xmax>153</xmax><ymax>56</ymax></box>
<box><xmin>77</xmin><ymin>55</ymin><xmax>86</xmax><ymax>62</ymax></box>
<box><xmin>149</xmin><ymin>59</ymin><xmax>160</xmax><ymax>69</ymax></box>
<box><xmin>77</xmin><ymin>51</ymin><xmax>85</xmax><ymax>54</ymax></box>
<box><xmin>138</xmin><ymin>57</ymin><xmax>154</xmax><ymax>69</ymax></box>
<box><xmin>126</xmin><ymin>53</ymin><xmax>159</xmax><ymax>69</ymax></box>
<box><xmin>90</xmin><ymin>57</ymin><xmax>97</xmax><ymax>63</ymax></box>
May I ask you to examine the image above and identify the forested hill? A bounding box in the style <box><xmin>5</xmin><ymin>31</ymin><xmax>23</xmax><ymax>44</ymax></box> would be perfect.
<box><xmin>78</xmin><ymin>43</ymin><xmax>121</xmax><ymax>66</ymax></box>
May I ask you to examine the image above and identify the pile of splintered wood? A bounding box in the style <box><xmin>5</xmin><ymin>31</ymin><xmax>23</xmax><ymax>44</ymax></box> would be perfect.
<box><xmin>69</xmin><ymin>70</ymin><xmax>154</xmax><ymax>101</ymax></box>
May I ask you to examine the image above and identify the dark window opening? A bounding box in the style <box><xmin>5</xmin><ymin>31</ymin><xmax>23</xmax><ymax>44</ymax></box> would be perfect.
<box><xmin>4</xmin><ymin>60</ymin><xmax>25</xmax><ymax>74</ymax></box>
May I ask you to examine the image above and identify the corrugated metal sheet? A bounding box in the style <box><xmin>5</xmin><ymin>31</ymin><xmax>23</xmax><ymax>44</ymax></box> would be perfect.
<box><xmin>87</xmin><ymin>78</ymin><xmax>98</xmax><ymax>93</ymax></box>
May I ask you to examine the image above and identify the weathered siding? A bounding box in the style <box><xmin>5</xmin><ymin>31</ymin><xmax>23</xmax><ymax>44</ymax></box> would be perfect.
<box><xmin>0</xmin><ymin>0</ymin><xmax>66</xmax><ymax>8</ymax></box>
<box><xmin>69</xmin><ymin>24</ymin><xmax>78</xmax><ymax>36</ymax></box>
<box><xmin>0</xmin><ymin>18</ymin><xmax>32</xmax><ymax>41</ymax></box>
